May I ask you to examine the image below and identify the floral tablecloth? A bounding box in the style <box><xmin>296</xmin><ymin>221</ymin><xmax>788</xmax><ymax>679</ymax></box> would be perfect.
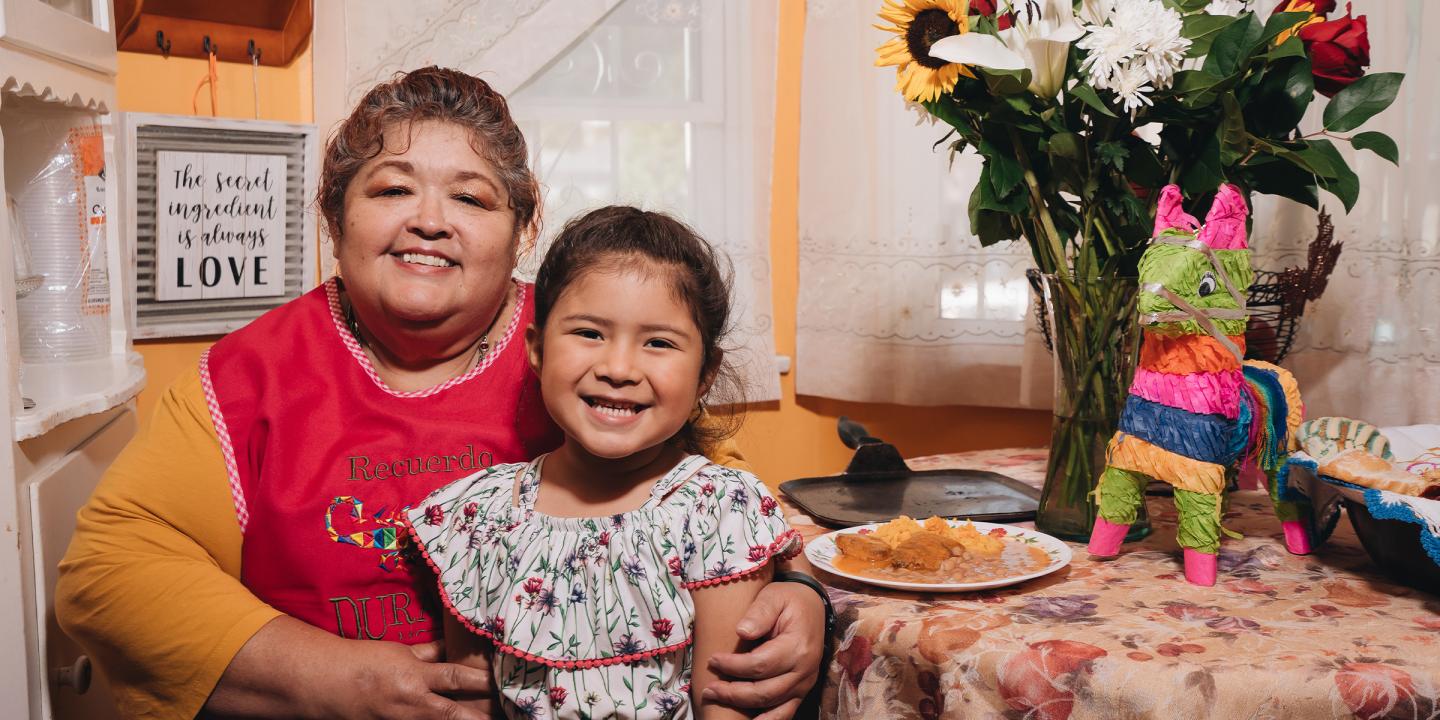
<box><xmin>785</xmin><ymin>448</ymin><xmax>1440</xmax><ymax>720</ymax></box>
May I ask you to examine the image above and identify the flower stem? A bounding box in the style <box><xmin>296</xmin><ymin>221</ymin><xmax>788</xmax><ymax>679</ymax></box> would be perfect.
<box><xmin>1010</xmin><ymin>126</ymin><xmax>1069</xmax><ymax>279</ymax></box>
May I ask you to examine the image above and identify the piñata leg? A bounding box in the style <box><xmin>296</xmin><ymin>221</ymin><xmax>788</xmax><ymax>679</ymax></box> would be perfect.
<box><xmin>1173</xmin><ymin>488</ymin><xmax>1221</xmax><ymax>586</ymax></box>
<box><xmin>1265</xmin><ymin>464</ymin><xmax>1312</xmax><ymax>555</ymax></box>
<box><xmin>1088</xmin><ymin>466</ymin><xmax>1148</xmax><ymax>557</ymax></box>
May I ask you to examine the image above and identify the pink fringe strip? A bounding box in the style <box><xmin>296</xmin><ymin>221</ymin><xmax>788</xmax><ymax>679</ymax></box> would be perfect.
<box><xmin>1129</xmin><ymin>367</ymin><xmax>1243</xmax><ymax>419</ymax></box>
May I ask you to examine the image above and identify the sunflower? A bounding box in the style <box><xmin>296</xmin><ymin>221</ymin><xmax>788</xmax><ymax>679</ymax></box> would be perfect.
<box><xmin>875</xmin><ymin>0</ymin><xmax>976</xmax><ymax>103</ymax></box>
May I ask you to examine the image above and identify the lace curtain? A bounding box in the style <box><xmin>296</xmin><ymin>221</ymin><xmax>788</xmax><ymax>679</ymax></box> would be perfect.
<box><xmin>1250</xmin><ymin>0</ymin><xmax>1439</xmax><ymax>426</ymax></box>
<box><xmin>798</xmin><ymin>0</ymin><xmax>1435</xmax><ymax>422</ymax></box>
<box><xmin>312</xmin><ymin>0</ymin><xmax>781</xmax><ymax>402</ymax></box>
<box><xmin>796</xmin><ymin>0</ymin><xmax>1047</xmax><ymax>407</ymax></box>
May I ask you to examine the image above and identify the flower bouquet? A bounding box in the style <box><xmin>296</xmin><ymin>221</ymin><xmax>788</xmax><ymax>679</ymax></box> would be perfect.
<box><xmin>875</xmin><ymin>0</ymin><xmax>1403</xmax><ymax>540</ymax></box>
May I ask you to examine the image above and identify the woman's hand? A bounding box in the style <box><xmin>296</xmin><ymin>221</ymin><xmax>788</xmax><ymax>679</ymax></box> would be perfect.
<box><xmin>205</xmin><ymin>616</ymin><xmax>495</xmax><ymax>719</ymax></box>
<box><xmin>700</xmin><ymin>581</ymin><xmax>826</xmax><ymax>720</ymax></box>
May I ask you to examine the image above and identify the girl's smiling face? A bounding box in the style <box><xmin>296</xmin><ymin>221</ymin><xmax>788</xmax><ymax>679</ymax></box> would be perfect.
<box><xmin>528</xmin><ymin>262</ymin><xmax>708</xmax><ymax>462</ymax></box>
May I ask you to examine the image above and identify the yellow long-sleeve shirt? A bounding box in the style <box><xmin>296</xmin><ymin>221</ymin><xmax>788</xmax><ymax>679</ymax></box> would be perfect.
<box><xmin>55</xmin><ymin>367</ymin><xmax>750</xmax><ymax>719</ymax></box>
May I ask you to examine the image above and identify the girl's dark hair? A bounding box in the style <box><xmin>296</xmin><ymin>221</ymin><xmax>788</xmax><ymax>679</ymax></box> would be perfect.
<box><xmin>533</xmin><ymin>206</ymin><xmax>744</xmax><ymax>454</ymax></box>
<box><xmin>318</xmin><ymin>66</ymin><xmax>541</xmax><ymax>249</ymax></box>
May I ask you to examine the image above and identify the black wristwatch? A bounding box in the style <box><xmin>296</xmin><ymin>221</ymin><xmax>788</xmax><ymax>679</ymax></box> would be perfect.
<box><xmin>773</xmin><ymin>570</ymin><xmax>834</xmax><ymax>630</ymax></box>
<box><xmin>773</xmin><ymin>570</ymin><xmax>834</xmax><ymax>715</ymax></box>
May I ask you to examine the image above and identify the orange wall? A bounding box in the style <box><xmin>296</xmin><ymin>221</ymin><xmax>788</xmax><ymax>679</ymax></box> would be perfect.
<box><xmin>116</xmin><ymin>10</ymin><xmax>1049</xmax><ymax>477</ymax></box>
<box><xmin>118</xmin><ymin>45</ymin><xmax>313</xmax><ymax>429</ymax></box>
<box><xmin>731</xmin><ymin>2</ymin><xmax>1050</xmax><ymax>484</ymax></box>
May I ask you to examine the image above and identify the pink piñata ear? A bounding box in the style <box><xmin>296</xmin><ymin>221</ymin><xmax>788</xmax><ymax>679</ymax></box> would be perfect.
<box><xmin>1197</xmin><ymin>183</ymin><xmax>1249</xmax><ymax>250</ymax></box>
<box><xmin>1153</xmin><ymin>184</ymin><xmax>1200</xmax><ymax>236</ymax></box>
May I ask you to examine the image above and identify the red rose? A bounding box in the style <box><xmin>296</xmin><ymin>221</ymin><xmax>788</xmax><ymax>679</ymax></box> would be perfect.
<box><xmin>523</xmin><ymin>577</ymin><xmax>544</xmax><ymax>595</ymax></box>
<box><xmin>760</xmin><ymin>496</ymin><xmax>778</xmax><ymax>516</ymax></box>
<box><xmin>598</xmin><ymin>531</ymin><xmax>611</xmax><ymax>545</ymax></box>
<box><xmin>548</xmin><ymin>685</ymin><xmax>568</xmax><ymax>708</ymax></box>
<box><xmin>463</xmin><ymin>501</ymin><xmax>479</xmax><ymax>518</ymax></box>
<box><xmin>747</xmin><ymin>545</ymin><xmax>769</xmax><ymax>563</ymax></box>
<box><xmin>1271</xmin><ymin>0</ymin><xmax>1337</xmax><ymax>16</ymax></box>
<box><xmin>651</xmin><ymin>618</ymin><xmax>674</xmax><ymax>641</ymax></box>
<box><xmin>968</xmin><ymin>0</ymin><xmax>1013</xmax><ymax>30</ymax></box>
<box><xmin>701</xmin><ymin>482</ymin><xmax>715</xmax><ymax>496</ymax></box>
<box><xmin>1298</xmin><ymin>4</ymin><xmax>1369</xmax><ymax>97</ymax></box>
<box><xmin>424</xmin><ymin>505</ymin><xmax>444</xmax><ymax>526</ymax></box>
<box><xmin>668</xmin><ymin>556</ymin><xmax>683</xmax><ymax>576</ymax></box>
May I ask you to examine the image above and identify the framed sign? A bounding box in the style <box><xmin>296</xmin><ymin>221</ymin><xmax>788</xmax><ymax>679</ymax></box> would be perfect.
<box><xmin>117</xmin><ymin>113</ymin><xmax>318</xmax><ymax>338</ymax></box>
<box><xmin>155</xmin><ymin>150</ymin><xmax>287</xmax><ymax>301</ymax></box>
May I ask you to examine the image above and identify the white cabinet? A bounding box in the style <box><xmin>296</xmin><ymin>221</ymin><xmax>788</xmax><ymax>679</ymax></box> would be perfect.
<box><xmin>2</xmin><ymin>1</ymin><xmax>141</xmax><ymax>718</ymax></box>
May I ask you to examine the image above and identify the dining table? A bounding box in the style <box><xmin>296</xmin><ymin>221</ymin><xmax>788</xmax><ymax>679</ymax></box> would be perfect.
<box><xmin>784</xmin><ymin>447</ymin><xmax>1440</xmax><ymax>720</ymax></box>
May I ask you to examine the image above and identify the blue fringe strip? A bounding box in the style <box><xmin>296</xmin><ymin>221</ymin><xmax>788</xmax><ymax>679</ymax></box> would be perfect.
<box><xmin>1118</xmin><ymin>395</ymin><xmax>1238</xmax><ymax>465</ymax></box>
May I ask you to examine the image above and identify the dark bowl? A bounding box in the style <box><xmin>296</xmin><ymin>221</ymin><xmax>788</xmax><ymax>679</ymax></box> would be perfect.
<box><xmin>1292</xmin><ymin>463</ymin><xmax>1440</xmax><ymax>596</ymax></box>
<box><xmin>1341</xmin><ymin>497</ymin><xmax>1440</xmax><ymax>595</ymax></box>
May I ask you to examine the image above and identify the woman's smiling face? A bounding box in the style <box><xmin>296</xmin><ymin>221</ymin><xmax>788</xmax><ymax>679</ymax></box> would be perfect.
<box><xmin>336</xmin><ymin>120</ymin><xmax>519</xmax><ymax>332</ymax></box>
<box><xmin>528</xmin><ymin>262</ymin><xmax>708</xmax><ymax>461</ymax></box>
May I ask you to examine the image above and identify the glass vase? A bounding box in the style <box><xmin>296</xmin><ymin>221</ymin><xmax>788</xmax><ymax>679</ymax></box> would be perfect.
<box><xmin>1035</xmin><ymin>273</ymin><xmax>1151</xmax><ymax>543</ymax></box>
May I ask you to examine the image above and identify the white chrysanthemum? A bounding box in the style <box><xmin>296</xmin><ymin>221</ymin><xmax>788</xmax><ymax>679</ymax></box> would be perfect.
<box><xmin>1202</xmin><ymin>0</ymin><xmax>1255</xmax><ymax>16</ymax></box>
<box><xmin>1076</xmin><ymin>0</ymin><xmax>1190</xmax><ymax>109</ymax></box>
<box><xmin>1113</xmin><ymin>64</ymin><xmax>1156</xmax><ymax>113</ymax></box>
<box><xmin>1076</xmin><ymin>23</ymin><xmax>1134</xmax><ymax>88</ymax></box>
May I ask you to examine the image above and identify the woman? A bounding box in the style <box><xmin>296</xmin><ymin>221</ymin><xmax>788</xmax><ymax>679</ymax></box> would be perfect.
<box><xmin>55</xmin><ymin>67</ymin><xmax>826</xmax><ymax>720</ymax></box>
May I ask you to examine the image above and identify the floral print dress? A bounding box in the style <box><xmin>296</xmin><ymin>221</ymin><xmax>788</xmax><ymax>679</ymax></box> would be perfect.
<box><xmin>406</xmin><ymin>454</ymin><xmax>800</xmax><ymax>719</ymax></box>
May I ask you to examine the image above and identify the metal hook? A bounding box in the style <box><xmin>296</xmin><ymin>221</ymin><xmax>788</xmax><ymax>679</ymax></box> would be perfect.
<box><xmin>247</xmin><ymin>39</ymin><xmax>261</xmax><ymax>64</ymax></box>
<box><xmin>202</xmin><ymin>35</ymin><xmax>214</xmax><ymax>55</ymax></box>
<box><xmin>155</xmin><ymin>30</ymin><xmax>171</xmax><ymax>58</ymax></box>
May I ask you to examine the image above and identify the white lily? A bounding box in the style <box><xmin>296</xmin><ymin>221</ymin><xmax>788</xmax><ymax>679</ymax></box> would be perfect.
<box><xmin>929</xmin><ymin>0</ymin><xmax>1086</xmax><ymax>99</ymax></box>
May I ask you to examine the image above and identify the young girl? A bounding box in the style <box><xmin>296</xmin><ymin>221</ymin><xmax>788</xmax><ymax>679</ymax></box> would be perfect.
<box><xmin>406</xmin><ymin>206</ymin><xmax>802</xmax><ymax>719</ymax></box>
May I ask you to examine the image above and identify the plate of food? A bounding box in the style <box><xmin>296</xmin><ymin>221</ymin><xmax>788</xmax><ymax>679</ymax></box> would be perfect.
<box><xmin>805</xmin><ymin>515</ymin><xmax>1072</xmax><ymax>592</ymax></box>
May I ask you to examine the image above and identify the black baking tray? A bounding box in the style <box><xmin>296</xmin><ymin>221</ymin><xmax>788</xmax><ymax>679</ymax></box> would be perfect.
<box><xmin>779</xmin><ymin>418</ymin><xmax>1040</xmax><ymax>528</ymax></box>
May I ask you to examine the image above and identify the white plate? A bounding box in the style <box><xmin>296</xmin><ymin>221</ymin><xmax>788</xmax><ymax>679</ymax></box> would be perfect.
<box><xmin>805</xmin><ymin>520</ymin><xmax>1073</xmax><ymax>592</ymax></box>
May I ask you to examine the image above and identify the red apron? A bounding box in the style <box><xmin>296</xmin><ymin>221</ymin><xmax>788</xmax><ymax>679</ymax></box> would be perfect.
<box><xmin>202</xmin><ymin>278</ymin><xmax>560</xmax><ymax>642</ymax></box>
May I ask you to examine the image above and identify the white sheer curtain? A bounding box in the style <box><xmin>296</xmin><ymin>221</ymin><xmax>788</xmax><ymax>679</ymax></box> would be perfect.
<box><xmin>1250</xmin><ymin>0</ymin><xmax>1439</xmax><ymax>425</ymax></box>
<box><xmin>796</xmin><ymin>0</ymin><xmax>1047</xmax><ymax>407</ymax></box>
<box><xmin>312</xmin><ymin>0</ymin><xmax>781</xmax><ymax>402</ymax></box>
<box><xmin>798</xmin><ymin>0</ymin><xmax>1436</xmax><ymax>420</ymax></box>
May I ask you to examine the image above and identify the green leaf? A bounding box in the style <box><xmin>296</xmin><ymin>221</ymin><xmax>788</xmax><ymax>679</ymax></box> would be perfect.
<box><xmin>1323</xmin><ymin>72</ymin><xmax>1405</xmax><ymax>132</ymax></box>
<box><xmin>1202</xmin><ymin>13</ymin><xmax>1262</xmax><ymax>77</ymax></box>
<box><xmin>1283</xmin><ymin>145</ymin><xmax>1339</xmax><ymax>178</ymax></box>
<box><xmin>1172</xmin><ymin>70</ymin><xmax>1229</xmax><ymax>108</ymax></box>
<box><xmin>1265</xmin><ymin>36</ymin><xmax>1307</xmax><ymax>61</ymax></box>
<box><xmin>921</xmin><ymin>98</ymin><xmax>979</xmax><ymax>141</ymax></box>
<box><xmin>1097</xmin><ymin>141</ymin><xmax>1129</xmax><ymax>171</ymax></box>
<box><xmin>979</xmin><ymin>67</ymin><xmax>1033</xmax><ymax>96</ymax></box>
<box><xmin>1048</xmin><ymin>132</ymin><xmax>1083</xmax><ymax>160</ymax></box>
<box><xmin>1351</xmin><ymin>130</ymin><xmax>1399</xmax><ymax>165</ymax></box>
<box><xmin>1243</xmin><ymin>156</ymin><xmax>1320</xmax><ymax>209</ymax></box>
<box><xmin>1070</xmin><ymin>83</ymin><xmax>1118</xmax><ymax>118</ymax></box>
<box><xmin>1182</xmin><ymin>14</ymin><xmax>1240</xmax><ymax>58</ymax></box>
<box><xmin>1241</xmin><ymin>57</ymin><xmax>1313</xmax><ymax>137</ymax></box>
<box><xmin>1180</xmin><ymin>134</ymin><xmax>1223</xmax><ymax>196</ymax></box>
<box><xmin>1218</xmin><ymin>92</ymin><xmax>1247</xmax><ymax>165</ymax></box>
<box><xmin>986</xmin><ymin>151</ymin><xmax>1024</xmax><ymax>198</ymax></box>
<box><xmin>1259</xmin><ymin>11</ymin><xmax>1313</xmax><ymax>47</ymax></box>
<box><xmin>1307</xmin><ymin>139</ymin><xmax>1360</xmax><ymax>211</ymax></box>
<box><xmin>974</xmin><ymin>209</ymin><xmax>1019</xmax><ymax>247</ymax></box>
